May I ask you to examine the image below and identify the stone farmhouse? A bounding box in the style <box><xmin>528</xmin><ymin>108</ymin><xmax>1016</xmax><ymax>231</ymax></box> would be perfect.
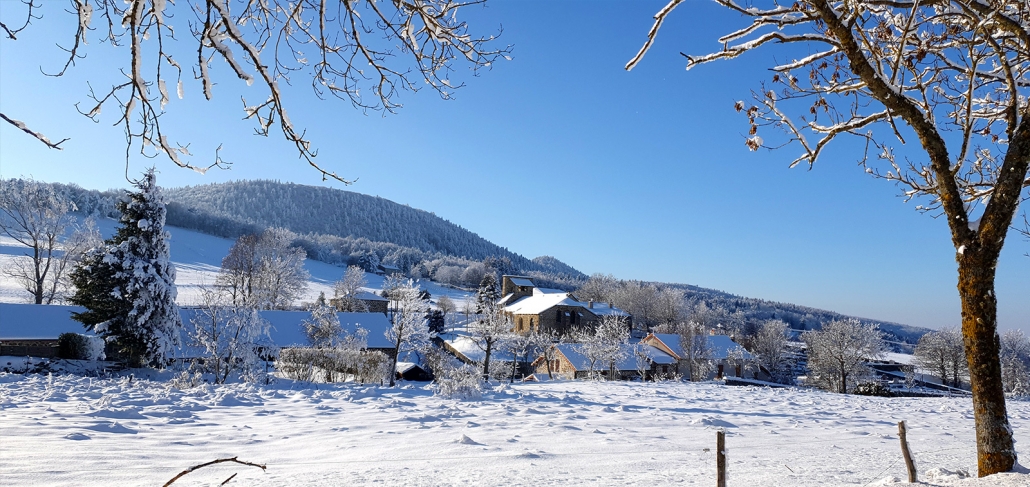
<box><xmin>498</xmin><ymin>276</ymin><xmax>631</xmax><ymax>334</ymax></box>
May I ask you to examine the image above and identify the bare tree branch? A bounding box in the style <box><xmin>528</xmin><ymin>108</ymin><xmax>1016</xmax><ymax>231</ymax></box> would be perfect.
<box><xmin>0</xmin><ymin>112</ymin><xmax>68</xmax><ymax>149</ymax></box>
<box><xmin>163</xmin><ymin>457</ymin><xmax>266</xmax><ymax>487</ymax></box>
<box><xmin>7</xmin><ymin>0</ymin><xmax>510</xmax><ymax>183</ymax></box>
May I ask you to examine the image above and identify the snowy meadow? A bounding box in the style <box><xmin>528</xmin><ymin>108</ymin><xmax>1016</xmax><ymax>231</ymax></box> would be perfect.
<box><xmin>1</xmin><ymin>373</ymin><xmax>1028</xmax><ymax>486</ymax></box>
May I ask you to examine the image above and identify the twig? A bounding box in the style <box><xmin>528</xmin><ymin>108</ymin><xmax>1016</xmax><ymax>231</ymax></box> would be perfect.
<box><xmin>163</xmin><ymin>457</ymin><xmax>266</xmax><ymax>487</ymax></box>
<box><xmin>0</xmin><ymin>112</ymin><xmax>68</xmax><ymax>149</ymax></box>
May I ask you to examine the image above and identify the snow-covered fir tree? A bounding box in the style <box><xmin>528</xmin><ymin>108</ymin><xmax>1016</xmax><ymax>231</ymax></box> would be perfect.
<box><xmin>70</xmin><ymin>169</ymin><xmax>181</xmax><ymax>367</ymax></box>
<box><xmin>475</xmin><ymin>274</ymin><xmax>499</xmax><ymax>315</ymax></box>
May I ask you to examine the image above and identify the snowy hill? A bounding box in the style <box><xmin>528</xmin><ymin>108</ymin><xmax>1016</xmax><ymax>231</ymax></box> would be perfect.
<box><xmin>0</xmin><ymin>215</ymin><xmax>473</xmax><ymax>309</ymax></box>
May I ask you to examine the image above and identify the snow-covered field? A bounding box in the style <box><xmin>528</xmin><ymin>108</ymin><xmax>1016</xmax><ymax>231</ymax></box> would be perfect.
<box><xmin>0</xmin><ymin>372</ymin><xmax>1027</xmax><ymax>486</ymax></box>
<box><xmin>0</xmin><ymin>215</ymin><xmax>475</xmax><ymax>308</ymax></box>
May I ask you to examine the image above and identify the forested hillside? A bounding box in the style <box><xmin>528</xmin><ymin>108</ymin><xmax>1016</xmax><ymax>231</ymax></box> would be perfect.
<box><xmin>45</xmin><ymin>179</ymin><xmax>586</xmax><ymax>289</ymax></box>
<box><xmin>27</xmin><ymin>178</ymin><xmax>929</xmax><ymax>344</ymax></box>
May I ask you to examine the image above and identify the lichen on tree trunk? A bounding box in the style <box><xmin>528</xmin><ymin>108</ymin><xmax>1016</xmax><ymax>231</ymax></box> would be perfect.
<box><xmin>958</xmin><ymin>256</ymin><xmax>1016</xmax><ymax>475</ymax></box>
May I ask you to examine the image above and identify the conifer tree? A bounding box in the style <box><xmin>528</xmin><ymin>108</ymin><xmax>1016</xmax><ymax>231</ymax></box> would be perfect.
<box><xmin>475</xmin><ymin>274</ymin><xmax>499</xmax><ymax>315</ymax></box>
<box><xmin>70</xmin><ymin>169</ymin><xmax>181</xmax><ymax>367</ymax></box>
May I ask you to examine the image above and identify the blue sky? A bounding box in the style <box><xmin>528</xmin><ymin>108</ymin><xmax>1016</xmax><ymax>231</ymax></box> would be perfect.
<box><xmin>1</xmin><ymin>1</ymin><xmax>1027</xmax><ymax>333</ymax></box>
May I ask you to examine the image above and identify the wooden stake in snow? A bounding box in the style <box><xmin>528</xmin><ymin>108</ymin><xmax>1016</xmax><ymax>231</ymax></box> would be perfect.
<box><xmin>898</xmin><ymin>421</ymin><xmax>917</xmax><ymax>483</ymax></box>
<box><xmin>716</xmin><ymin>430</ymin><xmax>727</xmax><ymax>487</ymax></box>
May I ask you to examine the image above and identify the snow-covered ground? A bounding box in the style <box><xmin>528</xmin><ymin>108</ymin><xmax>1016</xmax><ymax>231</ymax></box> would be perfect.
<box><xmin>0</xmin><ymin>373</ymin><xmax>1027</xmax><ymax>486</ymax></box>
<box><xmin>0</xmin><ymin>215</ymin><xmax>474</xmax><ymax>309</ymax></box>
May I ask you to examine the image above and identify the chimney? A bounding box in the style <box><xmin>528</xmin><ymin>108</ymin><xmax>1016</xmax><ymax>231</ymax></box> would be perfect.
<box><xmin>588</xmin><ymin>300</ymin><xmax>594</xmax><ymax>309</ymax></box>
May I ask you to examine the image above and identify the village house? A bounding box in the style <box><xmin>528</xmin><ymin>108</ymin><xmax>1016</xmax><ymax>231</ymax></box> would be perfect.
<box><xmin>330</xmin><ymin>290</ymin><xmax>389</xmax><ymax>314</ymax></box>
<box><xmin>498</xmin><ymin>275</ymin><xmax>631</xmax><ymax>334</ymax></box>
<box><xmin>642</xmin><ymin>332</ymin><xmax>756</xmax><ymax>380</ymax></box>
<box><xmin>530</xmin><ymin>342</ymin><xmax>677</xmax><ymax>380</ymax></box>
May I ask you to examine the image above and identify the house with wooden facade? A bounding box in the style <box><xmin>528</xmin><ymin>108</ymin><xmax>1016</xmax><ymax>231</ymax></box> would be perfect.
<box><xmin>498</xmin><ymin>276</ymin><xmax>630</xmax><ymax>334</ymax></box>
<box><xmin>642</xmin><ymin>333</ymin><xmax>756</xmax><ymax>380</ymax></box>
<box><xmin>531</xmin><ymin>343</ymin><xmax>677</xmax><ymax>380</ymax></box>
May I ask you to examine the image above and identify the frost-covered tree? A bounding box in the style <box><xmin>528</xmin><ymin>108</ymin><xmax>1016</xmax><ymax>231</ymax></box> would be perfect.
<box><xmin>803</xmin><ymin>319</ymin><xmax>885</xmax><ymax>394</ymax></box>
<box><xmin>628</xmin><ymin>0</ymin><xmax>1030</xmax><ymax>473</ymax></box>
<box><xmin>333</xmin><ymin>265</ymin><xmax>369</xmax><ymax>312</ymax></box>
<box><xmin>386</xmin><ymin>279</ymin><xmax>431</xmax><ymax>386</ymax></box>
<box><xmin>1000</xmin><ymin>331</ymin><xmax>1030</xmax><ymax>396</ymax></box>
<box><xmin>252</xmin><ymin>228</ymin><xmax>309</xmax><ymax>309</ymax></box>
<box><xmin>188</xmin><ymin>288</ymin><xmax>274</xmax><ymax>384</ymax></box>
<box><xmin>218</xmin><ymin>228</ymin><xmax>309</xmax><ymax>309</ymax></box>
<box><xmin>752</xmin><ymin>319</ymin><xmax>793</xmax><ymax>383</ymax></box>
<box><xmin>475</xmin><ymin>273</ymin><xmax>499</xmax><ymax>315</ymax></box>
<box><xmin>914</xmin><ymin>328</ymin><xmax>966</xmax><ymax>388</ymax></box>
<box><xmin>596</xmin><ymin>315</ymin><xmax>630</xmax><ymax>379</ymax></box>
<box><xmin>469</xmin><ymin>308</ymin><xmax>512</xmax><ymax>379</ymax></box>
<box><xmin>536</xmin><ymin>330</ymin><xmax>567</xmax><ymax>380</ymax></box>
<box><xmin>70</xmin><ymin>169</ymin><xmax>181</xmax><ymax>367</ymax></box>
<box><xmin>303</xmin><ymin>302</ymin><xmax>343</xmax><ymax>348</ymax></box>
<box><xmin>218</xmin><ymin>234</ymin><xmax>259</xmax><ymax>306</ymax></box>
<box><xmin>2</xmin><ymin>1</ymin><xmax>509</xmax><ymax>182</ymax></box>
<box><xmin>0</xmin><ymin>178</ymin><xmax>80</xmax><ymax>304</ymax></box>
<box><xmin>657</xmin><ymin>319</ymin><xmax>714</xmax><ymax>381</ymax></box>
<box><xmin>575</xmin><ymin>273</ymin><xmax>620</xmax><ymax>304</ymax></box>
<box><xmin>436</xmin><ymin>295</ymin><xmax>456</xmax><ymax>320</ymax></box>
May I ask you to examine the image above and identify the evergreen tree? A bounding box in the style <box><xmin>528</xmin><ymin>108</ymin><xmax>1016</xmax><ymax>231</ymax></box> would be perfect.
<box><xmin>475</xmin><ymin>274</ymin><xmax>499</xmax><ymax>315</ymax></box>
<box><xmin>69</xmin><ymin>169</ymin><xmax>181</xmax><ymax>367</ymax></box>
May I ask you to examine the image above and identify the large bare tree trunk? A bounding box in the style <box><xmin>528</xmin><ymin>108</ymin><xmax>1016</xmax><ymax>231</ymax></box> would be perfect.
<box><xmin>958</xmin><ymin>256</ymin><xmax>1015</xmax><ymax>475</ymax></box>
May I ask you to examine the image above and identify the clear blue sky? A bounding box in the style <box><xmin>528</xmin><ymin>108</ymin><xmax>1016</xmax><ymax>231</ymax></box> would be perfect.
<box><xmin>1</xmin><ymin>1</ymin><xmax>1027</xmax><ymax>333</ymax></box>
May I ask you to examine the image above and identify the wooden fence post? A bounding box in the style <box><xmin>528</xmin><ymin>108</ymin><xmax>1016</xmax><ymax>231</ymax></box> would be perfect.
<box><xmin>717</xmin><ymin>430</ymin><xmax>726</xmax><ymax>487</ymax></box>
<box><xmin>898</xmin><ymin>421</ymin><xmax>917</xmax><ymax>483</ymax></box>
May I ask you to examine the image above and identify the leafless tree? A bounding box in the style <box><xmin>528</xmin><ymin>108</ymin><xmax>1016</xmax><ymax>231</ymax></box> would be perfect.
<box><xmin>218</xmin><ymin>229</ymin><xmax>309</xmax><ymax>309</ymax></box>
<box><xmin>536</xmin><ymin>330</ymin><xmax>567</xmax><ymax>380</ymax></box>
<box><xmin>914</xmin><ymin>328</ymin><xmax>966</xmax><ymax>388</ymax></box>
<box><xmin>628</xmin><ymin>0</ymin><xmax>1030</xmax><ymax>474</ymax></box>
<box><xmin>752</xmin><ymin>319</ymin><xmax>794</xmax><ymax>383</ymax></box>
<box><xmin>469</xmin><ymin>307</ymin><xmax>511</xmax><ymax>379</ymax></box>
<box><xmin>436</xmin><ymin>294</ymin><xmax>455</xmax><ymax>321</ymax></box>
<box><xmin>1000</xmin><ymin>330</ymin><xmax>1030</xmax><ymax>396</ymax></box>
<box><xmin>385</xmin><ymin>279</ymin><xmax>431</xmax><ymax>386</ymax></box>
<box><xmin>1</xmin><ymin>0</ymin><xmax>510</xmax><ymax>183</ymax></box>
<box><xmin>0</xmin><ymin>178</ymin><xmax>92</xmax><ymax>304</ymax></box>
<box><xmin>333</xmin><ymin>265</ymin><xmax>369</xmax><ymax>312</ymax></box>
<box><xmin>575</xmin><ymin>273</ymin><xmax>620</xmax><ymax>303</ymax></box>
<box><xmin>803</xmin><ymin>318</ymin><xmax>886</xmax><ymax>394</ymax></box>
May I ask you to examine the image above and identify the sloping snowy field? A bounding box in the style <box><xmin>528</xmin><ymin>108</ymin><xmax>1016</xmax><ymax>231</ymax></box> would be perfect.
<box><xmin>0</xmin><ymin>216</ymin><xmax>475</xmax><ymax>308</ymax></box>
<box><xmin>1</xmin><ymin>374</ymin><xmax>1027</xmax><ymax>486</ymax></box>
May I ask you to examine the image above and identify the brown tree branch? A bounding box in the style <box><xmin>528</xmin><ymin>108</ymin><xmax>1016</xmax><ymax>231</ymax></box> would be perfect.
<box><xmin>0</xmin><ymin>113</ymin><xmax>68</xmax><ymax>149</ymax></box>
<box><xmin>163</xmin><ymin>457</ymin><xmax>266</xmax><ymax>487</ymax></box>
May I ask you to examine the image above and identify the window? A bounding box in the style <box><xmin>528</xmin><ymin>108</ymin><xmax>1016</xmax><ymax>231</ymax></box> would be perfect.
<box><xmin>518</xmin><ymin>317</ymin><xmax>523</xmax><ymax>331</ymax></box>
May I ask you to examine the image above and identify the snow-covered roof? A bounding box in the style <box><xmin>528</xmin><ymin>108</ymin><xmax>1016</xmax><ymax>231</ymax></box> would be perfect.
<box><xmin>508</xmin><ymin>277</ymin><xmax>535</xmax><ymax>287</ymax></box>
<box><xmin>503</xmin><ymin>288</ymin><xmax>629</xmax><ymax>318</ymax></box>
<box><xmin>356</xmin><ymin>290</ymin><xmax>388</xmax><ymax>302</ymax></box>
<box><xmin>707</xmin><ymin>335</ymin><xmax>753</xmax><ymax>360</ymax></box>
<box><xmin>444</xmin><ymin>335</ymin><xmax>516</xmax><ymax>363</ymax></box>
<box><xmin>178</xmin><ymin>309</ymin><xmax>394</xmax><ymax>350</ymax></box>
<box><xmin>643</xmin><ymin>333</ymin><xmax>752</xmax><ymax>361</ymax></box>
<box><xmin>0</xmin><ymin>303</ymin><xmax>96</xmax><ymax>340</ymax></box>
<box><xmin>646</xmin><ymin>333</ymin><xmax>686</xmax><ymax>360</ymax></box>
<box><xmin>396</xmin><ymin>362</ymin><xmax>423</xmax><ymax>374</ymax></box>
<box><xmin>553</xmin><ymin>343</ymin><xmax>675</xmax><ymax>372</ymax></box>
<box><xmin>264</xmin><ymin>310</ymin><xmax>394</xmax><ymax>349</ymax></box>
